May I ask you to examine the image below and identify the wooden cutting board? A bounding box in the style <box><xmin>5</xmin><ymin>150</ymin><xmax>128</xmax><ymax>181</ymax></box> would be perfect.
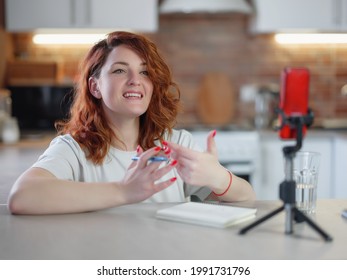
<box><xmin>196</xmin><ymin>72</ymin><xmax>235</xmax><ymax>125</ymax></box>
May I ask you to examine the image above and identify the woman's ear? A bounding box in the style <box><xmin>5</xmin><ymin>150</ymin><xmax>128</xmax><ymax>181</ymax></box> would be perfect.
<box><xmin>88</xmin><ymin>77</ymin><xmax>102</xmax><ymax>99</ymax></box>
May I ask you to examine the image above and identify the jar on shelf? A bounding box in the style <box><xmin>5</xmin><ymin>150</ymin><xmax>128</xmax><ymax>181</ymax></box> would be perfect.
<box><xmin>0</xmin><ymin>89</ymin><xmax>19</xmax><ymax>144</ymax></box>
<box><xmin>1</xmin><ymin>117</ymin><xmax>20</xmax><ymax>144</ymax></box>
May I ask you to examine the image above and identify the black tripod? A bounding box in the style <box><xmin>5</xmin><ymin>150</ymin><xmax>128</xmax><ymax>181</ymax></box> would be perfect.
<box><xmin>239</xmin><ymin>109</ymin><xmax>332</xmax><ymax>242</ymax></box>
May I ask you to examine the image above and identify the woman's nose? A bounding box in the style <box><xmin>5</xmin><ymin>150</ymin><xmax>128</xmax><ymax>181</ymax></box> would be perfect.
<box><xmin>128</xmin><ymin>72</ymin><xmax>141</xmax><ymax>86</ymax></box>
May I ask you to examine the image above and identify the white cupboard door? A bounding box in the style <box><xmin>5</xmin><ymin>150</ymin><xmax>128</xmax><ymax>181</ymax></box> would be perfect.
<box><xmin>260</xmin><ymin>138</ymin><xmax>290</xmax><ymax>200</ymax></box>
<box><xmin>342</xmin><ymin>0</ymin><xmax>347</xmax><ymax>29</ymax></box>
<box><xmin>333</xmin><ymin>136</ymin><xmax>347</xmax><ymax>198</ymax></box>
<box><xmin>5</xmin><ymin>0</ymin><xmax>72</xmax><ymax>31</ymax></box>
<box><xmin>5</xmin><ymin>0</ymin><xmax>158</xmax><ymax>32</ymax></box>
<box><xmin>88</xmin><ymin>0</ymin><xmax>158</xmax><ymax>32</ymax></box>
<box><xmin>251</xmin><ymin>0</ymin><xmax>340</xmax><ymax>33</ymax></box>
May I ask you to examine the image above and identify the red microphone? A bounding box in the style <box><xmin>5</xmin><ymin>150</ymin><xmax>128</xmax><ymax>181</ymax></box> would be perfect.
<box><xmin>278</xmin><ymin>67</ymin><xmax>310</xmax><ymax>140</ymax></box>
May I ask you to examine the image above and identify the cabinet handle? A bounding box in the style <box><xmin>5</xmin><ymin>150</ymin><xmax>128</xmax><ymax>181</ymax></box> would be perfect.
<box><xmin>85</xmin><ymin>0</ymin><xmax>92</xmax><ymax>25</ymax></box>
<box><xmin>342</xmin><ymin>0</ymin><xmax>347</xmax><ymax>26</ymax></box>
<box><xmin>70</xmin><ymin>0</ymin><xmax>76</xmax><ymax>25</ymax></box>
<box><xmin>333</xmin><ymin>0</ymin><xmax>342</xmax><ymax>26</ymax></box>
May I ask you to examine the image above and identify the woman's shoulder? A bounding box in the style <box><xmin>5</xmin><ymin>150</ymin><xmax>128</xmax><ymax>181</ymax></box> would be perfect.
<box><xmin>47</xmin><ymin>134</ymin><xmax>83</xmax><ymax>153</ymax></box>
<box><xmin>50</xmin><ymin>134</ymin><xmax>75</xmax><ymax>145</ymax></box>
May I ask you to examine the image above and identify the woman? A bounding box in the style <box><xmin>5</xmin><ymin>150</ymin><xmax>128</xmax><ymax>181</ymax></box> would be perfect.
<box><xmin>8</xmin><ymin>31</ymin><xmax>255</xmax><ymax>215</ymax></box>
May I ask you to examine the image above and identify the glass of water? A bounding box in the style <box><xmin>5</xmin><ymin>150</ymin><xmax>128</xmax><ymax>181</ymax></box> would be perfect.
<box><xmin>293</xmin><ymin>151</ymin><xmax>321</xmax><ymax>214</ymax></box>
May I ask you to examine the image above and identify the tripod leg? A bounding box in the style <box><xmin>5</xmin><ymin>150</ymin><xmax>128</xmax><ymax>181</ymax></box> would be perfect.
<box><xmin>293</xmin><ymin>208</ymin><xmax>333</xmax><ymax>242</ymax></box>
<box><xmin>239</xmin><ymin>205</ymin><xmax>284</xmax><ymax>235</ymax></box>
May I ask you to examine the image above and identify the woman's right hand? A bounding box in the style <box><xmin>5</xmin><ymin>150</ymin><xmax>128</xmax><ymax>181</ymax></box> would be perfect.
<box><xmin>120</xmin><ymin>146</ymin><xmax>177</xmax><ymax>204</ymax></box>
<box><xmin>8</xmin><ymin>145</ymin><xmax>177</xmax><ymax>215</ymax></box>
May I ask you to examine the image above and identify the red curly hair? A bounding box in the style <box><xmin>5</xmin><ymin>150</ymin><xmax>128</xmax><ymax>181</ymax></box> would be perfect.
<box><xmin>55</xmin><ymin>31</ymin><xmax>181</xmax><ymax>164</ymax></box>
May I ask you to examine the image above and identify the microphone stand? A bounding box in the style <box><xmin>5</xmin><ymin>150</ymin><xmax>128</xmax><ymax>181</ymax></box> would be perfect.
<box><xmin>239</xmin><ymin>109</ymin><xmax>332</xmax><ymax>242</ymax></box>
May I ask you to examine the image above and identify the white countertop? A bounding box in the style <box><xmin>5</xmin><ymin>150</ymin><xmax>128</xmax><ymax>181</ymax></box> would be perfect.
<box><xmin>1</xmin><ymin>200</ymin><xmax>346</xmax><ymax>260</ymax></box>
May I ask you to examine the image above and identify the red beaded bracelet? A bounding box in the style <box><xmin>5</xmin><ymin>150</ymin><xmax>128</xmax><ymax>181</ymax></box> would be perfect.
<box><xmin>212</xmin><ymin>170</ymin><xmax>233</xmax><ymax>197</ymax></box>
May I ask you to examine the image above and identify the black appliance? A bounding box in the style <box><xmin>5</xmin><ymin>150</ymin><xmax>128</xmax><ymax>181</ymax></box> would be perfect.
<box><xmin>8</xmin><ymin>86</ymin><xmax>73</xmax><ymax>133</ymax></box>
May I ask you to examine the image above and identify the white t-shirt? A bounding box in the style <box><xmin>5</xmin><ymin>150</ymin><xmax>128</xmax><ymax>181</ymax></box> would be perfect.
<box><xmin>32</xmin><ymin>129</ymin><xmax>205</xmax><ymax>202</ymax></box>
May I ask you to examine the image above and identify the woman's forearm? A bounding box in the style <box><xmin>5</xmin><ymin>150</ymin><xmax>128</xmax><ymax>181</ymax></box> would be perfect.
<box><xmin>220</xmin><ymin>174</ymin><xmax>256</xmax><ymax>202</ymax></box>
<box><xmin>8</xmin><ymin>168</ymin><xmax>127</xmax><ymax>215</ymax></box>
<box><xmin>209</xmin><ymin>167</ymin><xmax>256</xmax><ymax>202</ymax></box>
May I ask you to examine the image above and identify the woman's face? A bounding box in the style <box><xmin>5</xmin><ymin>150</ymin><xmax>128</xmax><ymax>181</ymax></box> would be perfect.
<box><xmin>90</xmin><ymin>44</ymin><xmax>153</xmax><ymax>122</ymax></box>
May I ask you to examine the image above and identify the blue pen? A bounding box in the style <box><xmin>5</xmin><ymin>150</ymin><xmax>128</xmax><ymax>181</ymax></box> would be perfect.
<box><xmin>131</xmin><ymin>156</ymin><xmax>168</xmax><ymax>162</ymax></box>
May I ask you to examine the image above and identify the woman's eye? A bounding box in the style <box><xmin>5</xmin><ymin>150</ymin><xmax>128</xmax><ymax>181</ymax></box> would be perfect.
<box><xmin>113</xmin><ymin>69</ymin><xmax>125</xmax><ymax>74</ymax></box>
<box><xmin>141</xmin><ymin>70</ymin><xmax>149</xmax><ymax>76</ymax></box>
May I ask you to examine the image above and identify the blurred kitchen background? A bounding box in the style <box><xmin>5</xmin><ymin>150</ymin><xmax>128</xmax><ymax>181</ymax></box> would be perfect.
<box><xmin>1</xmin><ymin>0</ymin><xmax>347</xmax><ymax>202</ymax></box>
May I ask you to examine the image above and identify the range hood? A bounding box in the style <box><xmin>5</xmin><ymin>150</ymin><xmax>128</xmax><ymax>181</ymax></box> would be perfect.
<box><xmin>160</xmin><ymin>0</ymin><xmax>253</xmax><ymax>14</ymax></box>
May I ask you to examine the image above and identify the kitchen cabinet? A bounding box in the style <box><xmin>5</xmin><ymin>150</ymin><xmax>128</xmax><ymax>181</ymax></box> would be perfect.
<box><xmin>5</xmin><ymin>0</ymin><xmax>72</xmax><ymax>30</ymax></box>
<box><xmin>259</xmin><ymin>131</ymin><xmax>333</xmax><ymax>200</ymax></box>
<box><xmin>250</xmin><ymin>0</ymin><xmax>347</xmax><ymax>33</ymax></box>
<box><xmin>332</xmin><ymin>135</ymin><xmax>347</xmax><ymax>198</ymax></box>
<box><xmin>5</xmin><ymin>0</ymin><xmax>158</xmax><ymax>32</ymax></box>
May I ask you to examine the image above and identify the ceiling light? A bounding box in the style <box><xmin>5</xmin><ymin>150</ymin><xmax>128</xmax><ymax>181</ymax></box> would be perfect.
<box><xmin>275</xmin><ymin>33</ymin><xmax>347</xmax><ymax>44</ymax></box>
<box><xmin>160</xmin><ymin>0</ymin><xmax>253</xmax><ymax>14</ymax></box>
<box><xmin>33</xmin><ymin>33</ymin><xmax>107</xmax><ymax>45</ymax></box>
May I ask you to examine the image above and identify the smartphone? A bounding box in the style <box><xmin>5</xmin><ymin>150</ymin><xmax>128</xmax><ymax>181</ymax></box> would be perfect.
<box><xmin>278</xmin><ymin>67</ymin><xmax>310</xmax><ymax>140</ymax></box>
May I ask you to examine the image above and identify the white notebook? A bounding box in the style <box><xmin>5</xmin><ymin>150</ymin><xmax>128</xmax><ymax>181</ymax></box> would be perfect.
<box><xmin>156</xmin><ymin>202</ymin><xmax>257</xmax><ymax>228</ymax></box>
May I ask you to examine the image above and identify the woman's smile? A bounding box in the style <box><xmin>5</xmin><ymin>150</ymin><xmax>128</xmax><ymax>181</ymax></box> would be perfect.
<box><xmin>123</xmin><ymin>91</ymin><xmax>144</xmax><ymax>99</ymax></box>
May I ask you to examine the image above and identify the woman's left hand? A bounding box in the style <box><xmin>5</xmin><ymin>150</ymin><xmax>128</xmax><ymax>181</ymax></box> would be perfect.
<box><xmin>165</xmin><ymin>130</ymin><xmax>229</xmax><ymax>190</ymax></box>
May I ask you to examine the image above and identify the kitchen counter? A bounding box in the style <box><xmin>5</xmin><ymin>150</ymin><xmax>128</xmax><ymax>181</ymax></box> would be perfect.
<box><xmin>0</xmin><ymin>133</ymin><xmax>54</xmax><ymax>204</ymax></box>
<box><xmin>259</xmin><ymin>128</ymin><xmax>347</xmax><ymax>139</ymax></box>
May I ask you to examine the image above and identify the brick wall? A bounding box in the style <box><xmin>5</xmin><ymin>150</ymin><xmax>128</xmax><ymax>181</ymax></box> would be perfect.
<box><xmin>8</xmin><ymin>13</ymin><xmax>347</xmax><ymax>126</ymax></box>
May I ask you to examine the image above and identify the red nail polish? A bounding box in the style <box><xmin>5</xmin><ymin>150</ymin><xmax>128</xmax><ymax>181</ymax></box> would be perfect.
<box><xmin>162</xmin><ymin>140</ymin><xmax>168</xmax><ymax>146</ymax></box>
<box><xmin>170</xmin><ymin>160</ymin><xmax>177</xmax><ymax>166</ymax></box>
<box><xmin>170</xmin><ymin>177</ymin><xmax>177</xmax><ymax>182</ymax></box>
<box><xmin>165</xmin><ymin>148</ymin><xmax>171</xmax><ymax>155</ymax></box>
<box><xmin>154</xmin><ymin>146</ymin><xmax>161</xmax><ymax>151</ymax></box>
<box><xmin>136</xmin><ymin>145</ymin><xmax>141</xmax><ymax>153</ymax></box>
<box><xmin>212</xmin><ymin>130</ymin><xmax>217</xmax><ymax>137</ymax></box>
